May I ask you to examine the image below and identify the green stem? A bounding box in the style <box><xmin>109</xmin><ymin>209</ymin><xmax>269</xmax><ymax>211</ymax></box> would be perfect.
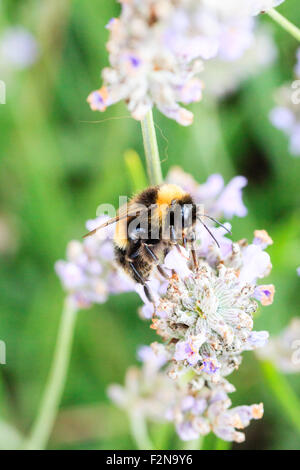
<box><xmin>267</xmin><ymin>8</ymin><xmax>300</xmax><ymax>42</ymax></box>
<box><xmin>129</xmin><ymin>410</ymin><xmax>154</xmax><ymax>450</ymax></box>
<box><xmin>22</xmin><ymin>298</ymin><xmax>78</xmax><ymax>450</ymax></box>
<box><xmin>259</xmin><ymin>360</ymin><xmax>300</xmax><ymax>436</ymax></box>
<box><xmin>141</xmin><ymin>110</ymin><xmax>163</xmax><ymax>185</ymax></box>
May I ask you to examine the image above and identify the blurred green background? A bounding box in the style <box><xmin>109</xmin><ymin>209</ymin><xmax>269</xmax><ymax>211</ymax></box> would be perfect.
<box><xmin>0</xmin><ymin>0</ymin><xmax>300</xmax><ymax>450</ymax></box>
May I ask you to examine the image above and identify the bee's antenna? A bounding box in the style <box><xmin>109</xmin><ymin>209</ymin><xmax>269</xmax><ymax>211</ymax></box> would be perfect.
<box><xmin>199</xmin><ymin>214</ymin><xmax>232</xmax><ymax>235</ymax></box>
<box><xmin>197</xmin><ymin>217</ymin><xmax>220</xmax><ymax>248</ymax></box>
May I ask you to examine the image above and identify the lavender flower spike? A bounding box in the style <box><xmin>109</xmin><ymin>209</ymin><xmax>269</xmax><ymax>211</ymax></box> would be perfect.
<box><xmin>112</xmin><ymin>229</ymin><xmax>274</xmax><ymax>443</ymax></box>
<box><xmin>109</xmin><ymin>343</ymin><xmax>265</xmax><ymax>443</ymax></box>
<box><xmin>88</xmin><ymin>1</ymin><xmax>284</xmax><ymax>125</ymax></box>
<box><xmin>55</xmin><ymin>216</ymin><xmax>134</xmax><ymax>309</ymax></box>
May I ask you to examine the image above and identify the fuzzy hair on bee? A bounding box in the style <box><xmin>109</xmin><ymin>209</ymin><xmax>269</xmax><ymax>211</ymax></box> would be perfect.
<box><xmin>84</xmin><ymin>183</ymin><xmax>231</xmax><ymax>303</ymax></box>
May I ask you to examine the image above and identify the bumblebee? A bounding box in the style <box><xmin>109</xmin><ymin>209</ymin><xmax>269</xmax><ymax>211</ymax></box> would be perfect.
<box><xmin>84</xmin><ymin>184</ymin><xmax>229</xmax><ymax>302</ymax></box>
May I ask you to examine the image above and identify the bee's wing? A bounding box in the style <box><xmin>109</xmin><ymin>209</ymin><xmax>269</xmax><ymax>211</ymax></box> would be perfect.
<box><xmin>83</xmin><ymin>215</ymin><xmax>125</xmax><ymax>238</ymax></box>
<box><xmin>83</xmin><ymin>201</ymin><xmax>150</xmax><ymax>239</ymax></box>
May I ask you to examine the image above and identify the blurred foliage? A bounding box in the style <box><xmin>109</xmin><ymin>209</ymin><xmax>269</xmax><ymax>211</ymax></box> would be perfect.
<box><xmin>0</xmin><ymin>0</ymin><xmax>300</xmax><ymax>450</ymax></box>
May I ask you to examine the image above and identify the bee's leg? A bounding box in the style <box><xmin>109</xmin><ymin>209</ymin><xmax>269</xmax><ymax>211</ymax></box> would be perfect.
<box><xmin>144</xmin><ymin>284</ymin><xmax>154</xmax><ymax>304</ymax></box>
<box><xmin>188</xmin><ymin>231</ymin><xmax>198</xmax><ymax>269</ymax></box>
<box><xmin>191</xmin><ymin>248</ymin><xmax>198</xmax><ymax>269</ymax></box>
<box><xmin>141</xmin><ymin>242</ymin><xmax>170</xmax><ymax>280</ymax></box>
<box><xmin>129</xmin><ymin>262</ymin><xmax>154</xmax><ymax>304</ymax></box>
<box><xmin>157</xmin><ymin>265</ymin><xmax>170</xmax><ymax>280</ymax></box>
<box><xmin>143</xmin><ymin>243</ymin><xmax>159</xmax><ymax>264</ymax></box>
<box><xmin>170</xmin><ymin>225</ymin><xmax>177</xmax><ymax>244</ymax></box>
<box><xmin>129</xmin><ymin>262</ymin><xmax>145</xmax><ymax>284</ymax></box>
<box><xmin>170</xmin><ymin>225</ymin><xmax>183</xmax><ymax>255</ymax></box>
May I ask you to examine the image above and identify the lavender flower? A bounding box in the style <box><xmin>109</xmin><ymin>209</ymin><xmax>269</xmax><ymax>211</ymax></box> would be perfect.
<box><xmin>88</xmin><ymin>1</ymin><xmax>204</xmax><ymax>125</ymax></box>
<box><xmin>171</xmin><ymin>383</ymin><xmax>263</xmax><ymax>443</ymax></box>
<box><xmin>0</xmin><ymin>26</ymin><xmax>38</xmax><ymax>71</ymax></box>
<box><xmin>109</xmin><ymin>342</ymin><xmax>265</xmax><ymax>443</ymax></box>
<box><xmin>88</xmin><ymin>0</ymin><xmax>283</xmax><ymax>125</ymax></box>
<box><xmin>55</xmin><ymin>216</ymin><xmax>134</xmax><ymax>309</ymax></box>
<box><xmin>110</xmin><ymin>230</ymin><xmax>274</xmax><ymax>443</ymax></box>
<box><xmin>54</xmin><ymin>168</ymin><xmax>273</xmax><ymax>442</ymax></box>
<box><xmin>150</xmin><ymin>234</ymin><xmax>272</xmax><ymax>386</ymax></box>
<box><xmin>269</xmin><ymin>49</ymin><xmax>300</xmax><ymax>156</ymax></box>
<box><xmin>257</xmin><ymin>318</ymin><xmax>300</xmax><ymax>373</ymax></box>
<box><xmin>207</xmin><ymin>398</ymin><xmax>263</xmax><ymax>443</ymax></box>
